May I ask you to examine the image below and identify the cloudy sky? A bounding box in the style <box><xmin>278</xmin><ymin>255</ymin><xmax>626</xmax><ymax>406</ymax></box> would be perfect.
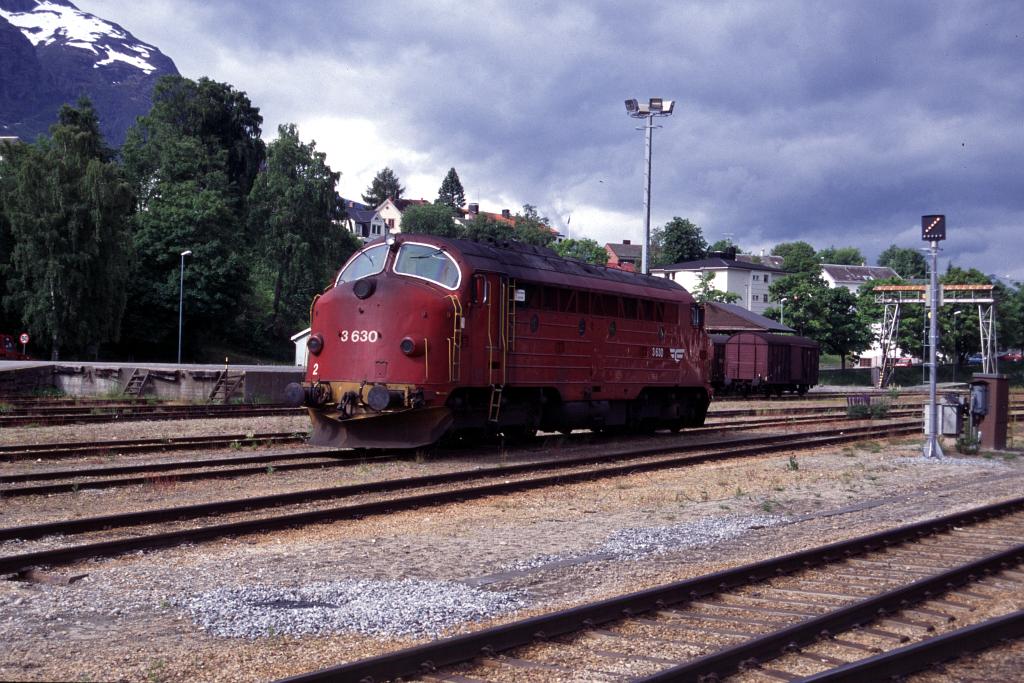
<box><xmin>76</xmin><ymin>0</ymin><xmax>1023</xmax><ymax>279</ymax></box>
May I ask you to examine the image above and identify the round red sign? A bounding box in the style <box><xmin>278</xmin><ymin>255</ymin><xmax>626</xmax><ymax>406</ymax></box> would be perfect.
<box><xmin>19</xmin><ymin>333</ymin><xmax>29</xmax><ymax>345</ymax></box>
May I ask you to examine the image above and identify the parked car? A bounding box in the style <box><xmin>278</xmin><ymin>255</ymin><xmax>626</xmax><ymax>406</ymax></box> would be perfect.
<box><xmin>966</xmin><ymin>353</ymin><xmax>984</xmax><ymax>365</ymax></box>
<box><xmin>998</xmin><ymin>350</ymin><xmax>1023</xmax><ymax>363</ymax></box>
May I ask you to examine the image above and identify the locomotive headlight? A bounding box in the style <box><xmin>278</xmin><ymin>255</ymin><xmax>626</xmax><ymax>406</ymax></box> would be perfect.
<box><xmin>400</xmin><ymin>336</ymin><xmax>422</xmax><ymax>356</ymax></box>
<box><xmin>306</xmin><ymin>333</ymin><xmax>324</xmax><ymax>355</ymax></box>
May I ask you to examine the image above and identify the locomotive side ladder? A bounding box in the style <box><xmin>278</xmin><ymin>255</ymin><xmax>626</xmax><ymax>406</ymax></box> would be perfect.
<box><xmin>446</xmin><ymin>294</ymin><xmax>463</xmax><ymax>382</ymax></box>
<box><xmin>487</xmin><ymin>277</ymin><xmax>516</xmax><ymax>423</ymax></box>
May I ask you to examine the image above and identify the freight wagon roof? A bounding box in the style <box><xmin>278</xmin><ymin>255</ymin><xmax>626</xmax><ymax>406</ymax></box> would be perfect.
<box><xmin>402</xmin><ymin>235</ymin><xmax>695</xmax><ymax>301</ymax></box>
<box><xmin>729</xmin><ymin>331</ymin><xmax>820</xmax><ymax>348</ymax></box>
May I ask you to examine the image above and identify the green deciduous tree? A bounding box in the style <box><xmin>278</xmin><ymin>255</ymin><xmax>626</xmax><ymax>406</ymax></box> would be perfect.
<box><xmin>246</xmin><ymin>123</ymin><xmax>359</xmax><ymax>344</ymax></box>
<box><xmin>553</xmin><ymin>238</ymin><xmax>608</xmax><ymax>265</ymax></box>
<box><xmin>436</xmin><ymin>167</ymin><xmax>465</xmax><ymax>209</ymax></box>
<box><xmin>817</xmin><ymin>246</ymin><xmax>865</xmax><ymax>265</ymax></box>
<box><xmin>655</xmin><ymin>217</ymin><xmax>707</xmax><ymax>265</ymax></box>
<box><xmin>362</xmin><ymin>167</ymin><xmax>404</xmax><ymax>207</ymax></box>
<box><xmin>461</xmin><ymin>213</ymin><xmax>510</xmax><ymax>242</ymax></box>
<box><xmin>400</xmin><ymin>202</ymin><xmax>460</xmax><ymax>238</ymax></box>
<box><xmin>692</xmin><ymin>271</ymin><xmax>741</xmax><ymax>304</ymax></box>
<box><xmin>938</xmin><ymin>266</ymin><xmax>991</xmax><ymax>365</ymax></box>
<box><xmin>771</xmin><ymin>241</ymin><xmax>820</xmax><ymax>275</ymax></box>
<box><xmin>0</xmin><ymin>99</ymin><xmax>132</xmax><ymax>360</ymax></box>
<box><xmin>769</xmin><ymin>274</ymin><xmax>872</xmax><ymax>368</ymax></box>
<box><xmin>511</xmin><ymin>204</ymin><xmax>556</xmax><ymax>247</ymax></box>
<box><xmin>120</xmin><ymin>76</ymin><xmax>265</xmax><ymax>359</ymax></box>
<box><xmin>877</xmin><ymin>244</ymin><xmax>927</xmax><ymax>279</ymax></box>
<box><xmin>707</xmin><ymin>238</ymin><xmax>742</xmax><ymax>255</ymax></box>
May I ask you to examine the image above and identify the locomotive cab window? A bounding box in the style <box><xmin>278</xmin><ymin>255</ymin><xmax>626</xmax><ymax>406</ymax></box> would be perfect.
<box><xmin>336</xmin><ymin>244</ymin><xmax>388</xmax><ymax>285</ymax></box>
<box><xmin>394</xmin><ymin>243</ymin><xmax>461</xmax><ymax>290</ymax></box>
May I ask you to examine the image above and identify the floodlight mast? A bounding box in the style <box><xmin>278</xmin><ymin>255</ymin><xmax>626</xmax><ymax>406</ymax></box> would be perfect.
<box><xmin>625</xmin><ymin>98</ymin><xmax>675</xmax><ymax>275</ymax></box>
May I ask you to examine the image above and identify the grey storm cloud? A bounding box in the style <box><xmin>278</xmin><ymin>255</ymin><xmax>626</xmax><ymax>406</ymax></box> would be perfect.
<box><xmin>78</xmin><ymin>0</ymin><xmax>1024</xmax><ymax>278</ymax></box>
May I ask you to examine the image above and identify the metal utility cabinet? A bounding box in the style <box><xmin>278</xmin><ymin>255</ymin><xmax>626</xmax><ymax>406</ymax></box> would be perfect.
<box><xmin>971</xmin><ymin>374</ymin><xmax>1009</xmax><ymax>450</ymax></box>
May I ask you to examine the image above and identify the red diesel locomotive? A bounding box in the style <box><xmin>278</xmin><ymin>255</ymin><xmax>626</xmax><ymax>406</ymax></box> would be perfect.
<box><xmin>286</xmin><ymin>234</ymin><xmax>712</xmax><ymax>448</ymax></box>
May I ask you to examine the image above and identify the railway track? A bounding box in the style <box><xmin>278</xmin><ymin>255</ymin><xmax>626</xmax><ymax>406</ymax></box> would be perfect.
<box><xmin>0</xmin><ymin>431</ymin><xmax>308</xmax><ymax>461</ymax></box>
<box><xmin>0</xmin><ymin>420</ymin><xmax>919</xmax><ymax>575</ymax></box>
<box><xmin>277</xmin><ymin>495</ymin><xmax>1024</xmax><ymax>683</ymax></box>
<box><xmin>0</xmin><ymin>402</ymin><xmax>303</xmax><ymax>427</ymax></box>
<box><xmin>0</xmin><ymin>409</ymin><xmax>938</xmax><ymax>496</ymax></box>
<box><xmin>0</xmin><ymin>390</ymin><xmax>978</xmax><ymax>428</ymax></box>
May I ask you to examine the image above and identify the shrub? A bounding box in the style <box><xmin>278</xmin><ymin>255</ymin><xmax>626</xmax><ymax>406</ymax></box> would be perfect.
<box><xmin>869</xmin><ymin>400</ymin><xmax>890</xmax><ymax>418</ymax></box>
<box><xmin>847</xmin><ymin>404</ymin><xmax>871</xmax><ymax>419</ymax></box>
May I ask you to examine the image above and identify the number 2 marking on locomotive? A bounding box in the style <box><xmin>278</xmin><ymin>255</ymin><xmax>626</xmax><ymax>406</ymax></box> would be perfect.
<box><xmin>312</xmin><ymin>362</ymin><xmax>319</xmax><ymax>375</ymax></box>
<box><xmin>338</xmin><ymin>330</ymin><xmax>379</xmax><ymax>343</ymax></box>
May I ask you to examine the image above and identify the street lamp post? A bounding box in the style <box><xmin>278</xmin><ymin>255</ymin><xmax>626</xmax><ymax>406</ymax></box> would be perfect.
<box><xmin>780</xmin><ymin>297</ymin><xmax>789</xmax><ymax>327</ymax></box>
<box><xmin>625</xmin><ymin>98</ymin><xmax>675</xmax><ymax>275</ymax></box>
<box><xmin>177</xmin><ymin>250</ymin><xmax>192</xmax><ymax>365</ymax></box>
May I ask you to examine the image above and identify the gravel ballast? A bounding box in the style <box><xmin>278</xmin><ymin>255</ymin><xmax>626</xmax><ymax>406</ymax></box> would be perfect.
<box><xmin>0</xmin><ymin>407</ymin><xmax>1021</xmax><ymax>682</ymax></box>
<box><xmin>178</xmin><ymin>579</ymin><xmax>526</xmax><ymax>639</ymax></box>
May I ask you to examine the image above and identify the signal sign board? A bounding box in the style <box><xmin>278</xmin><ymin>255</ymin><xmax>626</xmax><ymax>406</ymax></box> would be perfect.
<box><xmin>921</xmin><ymin>214</ymin><xmax>946</xmax><ymax>241</ymax></box>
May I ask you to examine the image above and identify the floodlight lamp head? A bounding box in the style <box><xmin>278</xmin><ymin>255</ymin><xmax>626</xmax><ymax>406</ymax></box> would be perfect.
<box><xmin>624</xmin><ymin>99</ymin><xmax>639</xmax><ymax>114</ymax></box>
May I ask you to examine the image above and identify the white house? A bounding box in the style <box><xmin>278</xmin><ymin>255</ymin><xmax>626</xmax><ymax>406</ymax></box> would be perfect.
<box><xmin>375</xmin><ymin>198</ymin><xmax>431</xmax><ymax>234</ymax></box>
<box><xmin>817</xmin><ymin>264</ymin><xmax>906</xmax><ymax>368</ymax></box>
<box><xmin>821</xmin><ymin>264</ymin><xmax>900</xmax><ymax>294</ymax></box>
<box><xmin>650</xmin><ymin>255</ymin><xmax>786</xmax><ymax>315</ymax></box>
<box><xmin>338</xmin><ymin>198</ymin><xmax>387</xmax><ymax>242</ymax></box>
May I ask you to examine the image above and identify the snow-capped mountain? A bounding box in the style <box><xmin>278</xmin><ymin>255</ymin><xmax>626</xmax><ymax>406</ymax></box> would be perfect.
<box><xmin>0</xmin><ymin>0</ymin><xmax>178</xmax><ymax>145</ymax></box>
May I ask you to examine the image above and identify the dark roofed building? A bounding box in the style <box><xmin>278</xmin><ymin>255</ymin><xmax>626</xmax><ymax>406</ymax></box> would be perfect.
<box><xmin>821</xmin><ymin>264</ymin><xmax>899</xmax><ymax>292</ymax></box>
<box><xmin>705</xmin><ymin>301</ymin><xmax>794</xmax><ymax>334</ymax></box>
<box><xmin>605</xmin><ymin>240</ymin><xmax>643</xmax><ymax>269</ymax></box>
<box><xmin>338</xmin><ymin>197</ymin><xmax>386</xmax><ymax>241</ymax></box>
<box><xmin>736</xmin><ymin>253</ymin><xmax>785</xmax><ymax>269</ymax></box>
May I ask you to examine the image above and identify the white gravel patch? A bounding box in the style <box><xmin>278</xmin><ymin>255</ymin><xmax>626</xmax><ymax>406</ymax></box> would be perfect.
<box><xmin>892</xmin><ymin>455</ymin><xmax>1013</xmax><ymax>468</ymax></box>
<box><xmin>177</xmin><ymin>579</ymin><xmax>525</xmax><ymax>639</ymax></box>
<box><xmin>599</xmin><ymin>515</ymin><xmax>786</xmax><ymax>560</ymax></box>
<box><xmin>504</xmin><ymin>514</ymin><xmax>787</xmax><ymax>570</ymax></box>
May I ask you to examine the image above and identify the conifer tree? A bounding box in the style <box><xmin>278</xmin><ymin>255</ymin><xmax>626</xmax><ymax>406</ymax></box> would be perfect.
<box><xmin>436</xmin><ymin>167</ymin><xmax>465</xmax><ymax>209</ymax></box>
<box><xmin>362</xmin><ymin>167</ymin><xmax>404</xmax><ymax>207</ymax></box>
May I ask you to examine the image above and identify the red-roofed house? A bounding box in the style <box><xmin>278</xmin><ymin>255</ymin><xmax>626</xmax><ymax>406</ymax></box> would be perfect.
<box><xmin>604</xmin><ymin>240</ymin><xmax>642</xmax><ymax>269</ymax></box>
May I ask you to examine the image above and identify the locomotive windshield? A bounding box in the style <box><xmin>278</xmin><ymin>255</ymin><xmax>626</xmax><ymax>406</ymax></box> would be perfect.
<box><xmin>394</xmin><ymin>243</ymin><xmax>461</xmax><ymax>289</ymax></box>
<box><xmin>336</xmin><ymin>244</ymin><xmax>387</xmax><ymax>285</ymax></box>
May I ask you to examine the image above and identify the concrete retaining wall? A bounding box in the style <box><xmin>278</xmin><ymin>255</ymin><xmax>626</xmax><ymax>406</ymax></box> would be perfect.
<box><xmin>0</xmin><ymin>363</ymin><xmax>302</xmax><ymax>404</ymax></box>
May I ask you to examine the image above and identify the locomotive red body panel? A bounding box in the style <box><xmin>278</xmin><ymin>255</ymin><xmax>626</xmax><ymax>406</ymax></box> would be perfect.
<box><xmin>291</xmin><ymin>235</ymin><xmax>712</xmax><ymax>448</ymax></box>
